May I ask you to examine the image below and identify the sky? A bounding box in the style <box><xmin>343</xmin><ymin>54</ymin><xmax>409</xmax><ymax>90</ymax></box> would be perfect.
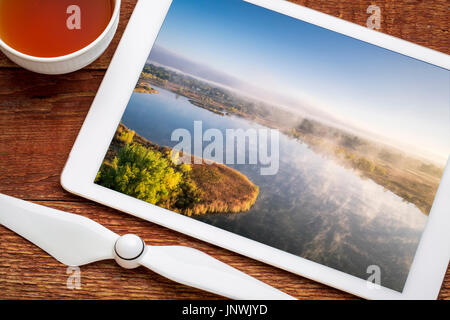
<box><xmin>152</xmin><ymin>0</ymin><xmax>450</xmax><ymax>163</ymax></box>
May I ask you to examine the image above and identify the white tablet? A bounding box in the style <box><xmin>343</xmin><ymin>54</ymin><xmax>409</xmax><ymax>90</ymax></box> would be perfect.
<box><xmin>61</xmin><ymin>0</ymin><xmax>450</xmax><ymax>299</ymax></box>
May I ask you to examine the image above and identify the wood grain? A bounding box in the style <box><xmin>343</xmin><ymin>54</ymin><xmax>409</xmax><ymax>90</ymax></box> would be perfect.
<box><xmin>0</xmin><ymin>0</ymin><xmax>448</xmax><ymax>300</ymax></box>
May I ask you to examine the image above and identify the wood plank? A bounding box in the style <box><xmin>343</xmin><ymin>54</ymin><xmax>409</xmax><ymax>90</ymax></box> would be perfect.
<box><xmin>0</xmin><ymin>69</ymin><xmax>103</xmax><ymax>201</ymax></box>
<box><xmin>0</xmin><ymin>0</ymin><xmax>448</xmax><ymax>300</ymax></box>
<box><xmin>290</xmin><ymin>0</ymin><xmax>450</xmax><ymax>55</ymax></box>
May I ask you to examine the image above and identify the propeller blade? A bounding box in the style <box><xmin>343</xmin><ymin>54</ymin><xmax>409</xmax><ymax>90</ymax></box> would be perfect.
<box><xmin>0</xmin><ymin>193</ymin><xmax>119</xmax><ymax>266</ymax></box>
<box><xmin>139</xmin><ymin>245</ymin><xmax>295</xmax><ymax>300</ymax></box>
<box><xmin>0</xmin><ymin>194</ymin><xmax>295</xmax><ymax>299</ymax></box>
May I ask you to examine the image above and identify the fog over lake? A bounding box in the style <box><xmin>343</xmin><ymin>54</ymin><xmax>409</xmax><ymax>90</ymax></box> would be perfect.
<box><xmin>121</xmin><ymin>87</ymin><xmax>427</xmax><ymax>292</ymax></box>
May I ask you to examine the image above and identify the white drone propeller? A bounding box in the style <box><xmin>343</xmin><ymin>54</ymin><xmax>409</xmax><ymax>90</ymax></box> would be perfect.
<box><xmin>0</xmin><ymin>193</ymin><xmax>295</xmax><ymax>300</ymax></box>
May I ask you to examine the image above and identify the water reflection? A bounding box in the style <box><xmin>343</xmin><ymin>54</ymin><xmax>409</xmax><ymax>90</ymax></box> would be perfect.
<box><xmin>121</xmin><ymin>87</ymin><xmax>427</xmax><ymax>292</ymax></box>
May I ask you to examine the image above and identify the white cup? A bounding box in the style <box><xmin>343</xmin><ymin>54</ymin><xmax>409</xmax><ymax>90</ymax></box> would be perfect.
<box><xmin>0</xmin><ymin>0</ymin><xmax>121</xmax><ymax>75</ymax></box>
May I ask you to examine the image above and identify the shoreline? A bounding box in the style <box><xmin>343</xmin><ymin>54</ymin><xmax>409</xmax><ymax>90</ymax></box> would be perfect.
<box><xmin>96</xmin><ymin>123</ymin><xmax>259</xmax><ymax>216</ymax></box>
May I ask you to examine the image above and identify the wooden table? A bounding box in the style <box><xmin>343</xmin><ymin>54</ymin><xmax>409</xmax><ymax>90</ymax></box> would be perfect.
<box><xmin>0</xmin><ymin>0</ymin><xmax>448</xmax><ymax>300</ymax></box>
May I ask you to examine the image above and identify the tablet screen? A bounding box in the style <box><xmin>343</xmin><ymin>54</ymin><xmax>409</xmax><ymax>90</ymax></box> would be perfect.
<box><xmin>95</xmin><ymin>0</ymin><xmax>449</xmax><ymax>292</ymax></box>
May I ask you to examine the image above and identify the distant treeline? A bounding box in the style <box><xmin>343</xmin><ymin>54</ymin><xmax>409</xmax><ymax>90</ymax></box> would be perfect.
<box><xmin>295</xmin><ymin>118</ymin><xmax>443</xmax><ymax>179</ymax></box>
<box><xmin>142</xmin><ymin>63</ymin><xmax>299</xmax><ymax>125</ymax></box>
<box><xmin>291</xmin><ymin>118</ymin><xmax>443</xmax><ymax>214</ymax></box>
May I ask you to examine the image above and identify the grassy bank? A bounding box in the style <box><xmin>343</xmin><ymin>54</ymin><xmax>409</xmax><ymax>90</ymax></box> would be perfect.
<box><xmin>96</xmin><ymin>124</ymin><xmax>259</xmax><ymax>216</ymax></box>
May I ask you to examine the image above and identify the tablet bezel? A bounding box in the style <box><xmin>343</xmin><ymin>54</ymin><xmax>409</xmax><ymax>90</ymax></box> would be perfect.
<box><xmin>61</xmin><ymin>0</ymin><xmax>450</xmax><ymax>299</ymax></box>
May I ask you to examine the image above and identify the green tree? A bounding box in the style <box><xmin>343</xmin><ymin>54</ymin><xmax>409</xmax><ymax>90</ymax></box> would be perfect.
<box><xmin>97</xmin><ymin>144</ymin><xmax>183</xmax><ymax>205</ymax></box>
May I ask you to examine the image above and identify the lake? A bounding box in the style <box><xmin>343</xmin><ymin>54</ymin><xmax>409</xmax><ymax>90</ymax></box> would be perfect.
<box><xmin>121</xmin><ymin>86</ymin><xmax>427</xmax><ymax>292</ymax></box>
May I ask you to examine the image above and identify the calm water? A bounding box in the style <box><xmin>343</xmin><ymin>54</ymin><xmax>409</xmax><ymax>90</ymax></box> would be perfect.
<box><xmin>121</xmin><ymin>86</ymin><xmax>427</xmax><ymax>292</ymax></box>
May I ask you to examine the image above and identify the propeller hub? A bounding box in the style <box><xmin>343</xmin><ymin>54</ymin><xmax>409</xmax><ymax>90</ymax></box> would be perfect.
<box><xmin>114</xmin><ymin>234</ymin><xmax>146</xmax><ymax>269</ymax></box>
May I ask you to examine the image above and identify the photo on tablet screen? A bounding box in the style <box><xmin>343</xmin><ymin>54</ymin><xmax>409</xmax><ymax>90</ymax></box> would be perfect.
<box><xmin>95</xmin><ymin>0</ymin><xmax>449</xmax><ymax>292</ymax></box>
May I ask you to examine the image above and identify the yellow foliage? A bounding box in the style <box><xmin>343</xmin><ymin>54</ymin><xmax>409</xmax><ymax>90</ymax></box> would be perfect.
<box><xmin>118</xmin><ymin>130</ymin><xmax>135</xmax><ymax>145</ymax></box>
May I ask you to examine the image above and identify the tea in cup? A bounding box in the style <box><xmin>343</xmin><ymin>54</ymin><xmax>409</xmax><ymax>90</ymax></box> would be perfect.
<box><xmin>0</xmin><ymin>0</ymin><xmax>121</xmax><ymax>74</ymax></box>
